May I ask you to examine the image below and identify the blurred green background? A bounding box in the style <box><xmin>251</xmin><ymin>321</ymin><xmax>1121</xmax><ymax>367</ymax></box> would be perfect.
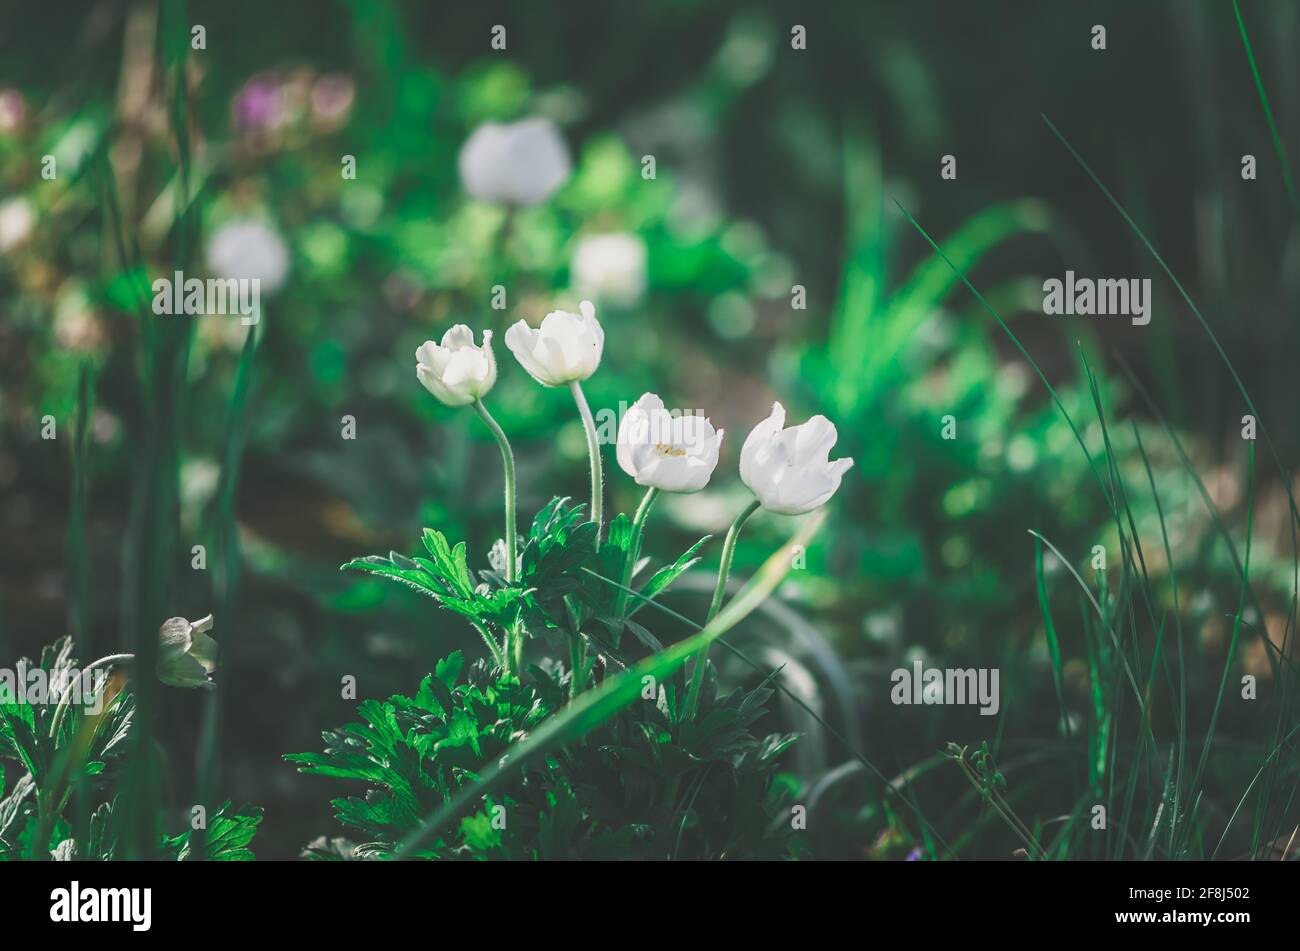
<box><xmin>1</xmin><ymin>0</ymin><xmax>1297</xmax><ymax>858</ymax></box>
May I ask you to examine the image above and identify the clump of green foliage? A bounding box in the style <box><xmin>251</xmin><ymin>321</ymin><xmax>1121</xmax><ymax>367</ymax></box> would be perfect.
<box><xmin>289</xmin><ymin>651</ymin><xmax>797</xmax><ymax>859</ymax></box>
<box><xmin>289</xmin><ymin>497</ymin><xmax>803</xmax><ymax>859</ymax></box>
<box><xmin>0</xmin><ymin>637</ymin><xmax>261</xmax><ymax>861</ymax></box>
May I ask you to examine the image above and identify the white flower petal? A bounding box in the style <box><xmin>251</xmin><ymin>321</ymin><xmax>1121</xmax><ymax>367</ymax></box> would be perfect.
<box><xmin>739</xmin><ymin>402</ymin><xmax>786</xmax><ymax>489</ymax></box>
<box><xmin>441</xmin><ymin>324</ymin><xmax>476</xmax><ymax>349</ymax></box>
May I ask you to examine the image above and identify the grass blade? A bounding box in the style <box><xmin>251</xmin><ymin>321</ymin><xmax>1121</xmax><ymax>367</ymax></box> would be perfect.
<box><xmin>1232</xmin><ymin>0</ymin><xmax>1298</xmax><ymax>218</ymax></box>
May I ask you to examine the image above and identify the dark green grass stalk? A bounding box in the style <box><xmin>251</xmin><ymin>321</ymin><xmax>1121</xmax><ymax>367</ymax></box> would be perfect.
<box><xmin>1035</xmin><ymin>535</ymin><xmax>1069</xmax><ymax>744</ymax></box>
<box><xmin>1077</xmin><ymin>351</ymin><xmax>1182</xmax><ymax>852</ymax></box>
<box><xmin>1078</xmin><ymin>352</ymin><xmax>1163</xmax><ymax>717</ymax></box>
<box><xmin>190</xmin><ymin>323</ymin><xmax>260</xmax><ymax>860</ymax></box>
<box><xmin>105</xmin><ymin>160</ymin><xmax>184</xmax><ymax>859</ymax></box>
<box><xmin>1232</xmin><ymin>0</ymin><xmax>1298</xmax><ymax>219</ymax></box>
<box><xmin>1032</xmin><ymin>529</ymin><xmax>1172</xmax><ymax>858</ymax></box>
<box><xmin>64</xmin><ymin>365</ymin><xmax>97</xmax><ymax>856</ymax></box>
<box><xmin>67</xmin><ymin>362</ymin><xmax>95</xmax><ymax>655</ymax></box>
<box><xmin>1212</xmin><ymin>719</ymin><xmax>1300</xmax><ymax>859</ymax></box>
<box><xmin>1029</xmin><ymin>533</ymin><xmax>1151</xmax><ymax>727</ymax></box>
<box><xmin>114</xmin><ymin>0</ymin><xmax>198</xmax><ymax>859</ymax></box>
<box><xmin>1130</xmin><ymin>423</ymin><xmax>1189</xmax><ymax>851</ymax></box>
<box><xmin>1079</xmin><ymin>352</ymin><xmax>1160</xmax><ymax>638</ymax></box>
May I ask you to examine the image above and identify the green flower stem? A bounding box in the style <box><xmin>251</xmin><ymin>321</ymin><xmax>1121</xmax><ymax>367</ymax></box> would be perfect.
<box><xmin>472</xmin><ymin>399</ymin><xmax>517</xmax><ymax>584</ymax></box>
<box><xmin>469</xmin><ymin>619</ymin><xmax>507</xmax><ymax>673</ymax></box>
<box><xmin>614</xmin><ymin>486</ymin><xmax>659</xmax><ymax>620</ymax></box>
<box><xmin>564</xmin><ymin>595</ymin><xmax>595</xmax><ymax>696</ymax></box>
<box><xmin>512</xmin><ymin>619</ymin><xmax>524</xmax><ymax>675</ymax></box>
<box><xmin>568</xmin><ymin>614</ymin><xmax>586</xmax><ymax>700</ymax></box>
<box><xmin>707</xmin><ymin>499</ymin><xmax>761</xmax><ymax>622</ymax></box>
<box><xmin>685</xmin><ymin>498</ymin><xmax>761</xmax><ymax>719</ymax></box>
<box><xmin>568</xmin><ymin>380</ymin><xmax>603</xmax><ymax>548</ymax></box>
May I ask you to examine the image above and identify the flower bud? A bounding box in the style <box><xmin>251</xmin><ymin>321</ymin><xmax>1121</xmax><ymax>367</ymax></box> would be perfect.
<box><xmin>416</xmin><ymin>326</ymin><xmax>497</xmax><ymax>407</ymax></box>
<box><xmin>157</xmin><ymin>615</ymin><xmax>218</xmax><ymax>688</ymax></box>
<box><xmin>505</xmin><ymin>300</ymin><xmax>604</xmax><ymax>386</ymax></box>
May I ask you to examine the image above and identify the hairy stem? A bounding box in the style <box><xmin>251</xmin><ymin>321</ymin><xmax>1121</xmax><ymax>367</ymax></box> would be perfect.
<box><xmin>685</xmin><ymin>499</ymin><xmax>760</xmax><ymax>718</ymax></box>
<box><xmin>706</xmin><ymin>500</ymin><xmax>761</xmax><ymax>623</ymax></box>
<box><xmin>614</xmin><ymin>487</ymin><xmax>659</xmax><ymax>620</ymax></box>
<box><xmin>569</xmin><ymin>380</ymin><xmax>603</xmax><ymax>547</ymax></box>
<box><xmin>473</xmin><ymin>399</ymin><xmax>517</xmax><ymax>584</ymax></box>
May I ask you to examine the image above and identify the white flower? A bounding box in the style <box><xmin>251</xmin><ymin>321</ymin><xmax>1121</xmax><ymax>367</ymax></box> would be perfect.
<box><xmin>505</xmin><ymin>300</ymin><xmax>604</xmax><ymax>386</ymax></box>
<box><xmin>739</xmin><ymin>402</ymin><xmax>855</xmax><ymax>515</ymax></box>
<box><xmin>416</xmin><ymin>325</ymin><xmax>497</xmax><ymax>407</ymax></box>
<box><xmin>157</xmin><ymin>615</ymin><xmax>218</xmax><ymax>688</ymax></box>
<box><xmin>0</xmin><ymin>197</ymin><xmax>34</xmax><ymax>251</ymax></box>
<box><xmin>617</xmin><ymin>393</ymin><xmax>723</xmax><ymax>493</ymax></box>
<box><xmin>458</xmin><ymin>117</ymin><xmax>571</xmax><ymax>206</ymax></box>
<box><xmin>571</xmin><ymin>233</ymin><xmax>647</xmax><ymax>306</ymax></box>
<box><xmin>206</xmin><ymin>218</ymin><xmax>290</xmax><ymax>293</ymax></box>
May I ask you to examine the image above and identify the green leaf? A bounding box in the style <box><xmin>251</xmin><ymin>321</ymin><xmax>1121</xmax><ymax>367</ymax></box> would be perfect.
<box><xmin>630</xmin><ymin>534</ymin><xmax>712</xmax><ymax>616</ymax></box>
<box><xmin>161</xmin><ymin>802</ymin><xmax>262</xmax><ymax>861</ymax></box>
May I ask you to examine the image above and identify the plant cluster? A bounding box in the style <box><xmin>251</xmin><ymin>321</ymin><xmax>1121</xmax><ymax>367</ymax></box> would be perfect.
<box><xmin>0</xmin><ymin>636</ymin><xmax>260</xmax><ymax>861</ymax></box>
<box><xmin>290</xmin><ymin>301</ymin><xmax>852</xmax><ymax>858</ymax></box>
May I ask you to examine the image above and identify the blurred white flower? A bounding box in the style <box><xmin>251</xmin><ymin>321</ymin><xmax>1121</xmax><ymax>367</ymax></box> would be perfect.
<box><xmin>739</xmin><ymin>402</ymin><xmax>854</xmax><ymax>515</ymax></box>
<box><xmin>310</xmin><ymin>73</ymin><xmax>355</xmax><ymax>128</ymax></box>
<box><xmin>571</xmin><ymin>233</ymin><xmax>648</xmax><ymax>306</ymax></box>
<box><xmin>181</xmin><ymin>457</ymin><xmax>222</xmax><ymax>514</ymax></box>
<box><xmin>617</xmin><ymin>393</ymin><xmax>722</xmax><ymax>493</ymax></box>
<box><xmin>206</xmin><ymin>218</ymin><xmax>290</xmax><ymax>293</ymax></box>
<box><xmin>157</xmin><ymin>615</ymin><xmax>218</xmax><ymax>689</ymax></box>
<box><xmin>0</xmin><ymin>197</ymin><xmax>34</xmax><ymax>251</ymax></box>
<box><xmin>416</xmin><ymin>325</ymin><xmax>497</xmax><ymax>407</ymax></box>
<box><xmin>505</xmin><ymin>300</ymin><xmax>604</xmax><ymax>386</ymax></box>
<box><xmin>458</xmin><ymin>117</ymin><xmax>571</xmax><ymax>206</ymax></box>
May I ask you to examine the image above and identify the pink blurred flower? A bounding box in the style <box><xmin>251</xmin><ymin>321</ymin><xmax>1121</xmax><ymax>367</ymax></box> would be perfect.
<box><xmin>0</xmin><ymin>88</ymin><xmax>26</xmax><ymax>133</ymax></box>
<box><xmin>232</xmin><ymin>74</ymin><xmax>286</xmax><ymax>133</ymax></box>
